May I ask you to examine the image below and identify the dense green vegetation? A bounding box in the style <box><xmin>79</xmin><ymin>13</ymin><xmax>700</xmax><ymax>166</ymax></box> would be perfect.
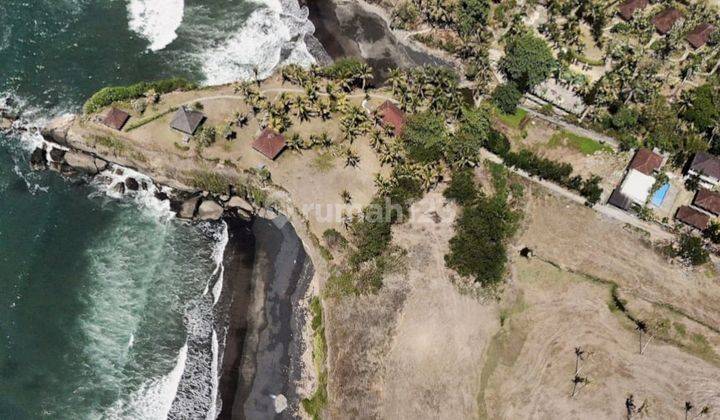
<box><xmin>446</xmin><ymin>106</ymin><xmax>492</xmax><ymax>167</ymax></box>
<box><xmin>83</xmin><ymin>78</ymin><xmax>196</xmax><ymax>114</ymax></box>
<box><xmin>499</xmin><ymin>31</ymin><xmax>555</xmax><ymax>91</ymax></box>
<box><xmin>445</xmin><ymin>163</ymin><xmax>521</xmax><ymax>285</ymax></box>
<box><xmin>456</xmin><ymin>0</ymin><xmax>491</xmax><ymax>37</ymax></box>
<box><xmin>492</xmin><ymin>82</ymin><xmax>523</xmax><ymax>114</ymax></box>
<box><xmin>401</xmin><ymin>112</ymin><xmax>448</xmax><ymax>163</ymax></box>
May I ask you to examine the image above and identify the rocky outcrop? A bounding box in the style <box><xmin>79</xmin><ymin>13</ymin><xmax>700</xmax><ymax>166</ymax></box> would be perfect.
<box><xmin>112</xmin><ymin>182</ymin><xmax>126</xmax><ymax>195</ymax></box>
<box><xmin>125</xmin><ymin>177</ymin><xmax>140</xmax><ymax>191</ymax></box>
<box><xmin>30</xmin><ymin>147</ymin><xmax>47</xmax><ymax>170</ymax></box>
<box><xmin>64</xmin><ymin>151</ymin><xmax>106</xmax><ymax>175</ymax></box>
<box><xmin>40</xmin><ymin>114</ymin><xmax>75</xmax><ymax>146</ymax></box>
<box><xmin>176</xmin><ymin>196</ymin><xmax>201</xmax><ymax>219</ymax></box>
<box><xmin>197</xmin><ymin>200</ymin><xmax>224</xmax><ymax>221</ymax></box>
<box><xmin>226</xmin><ymin>196</ymin><xmax>254</xmax><ymax>213</ymax></box>
<box><xmin>49</xmin><ymin>147</ymin><xmax>66</xmax><ymax>163</ymax></box>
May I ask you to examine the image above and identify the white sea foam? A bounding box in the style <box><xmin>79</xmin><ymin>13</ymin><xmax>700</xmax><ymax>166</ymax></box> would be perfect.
<box><xmin>206</xmin><ymin>329</ymin><xmax>219</xmax><ymax>420</ymax></box>
<box><xmin>104</xmin><ymin>343</ymin><xmax>189</xmax><ymax>419</ymax></box>
<box><xmin>127</xmin><ymin>0</ymin><xmax>184</xmax><ymax>51</ymax></box>
<box><xmin>210</xmin><ymin>221</ymin><xmax>229</xmax><ymax>305</ymax></box>
<box><xmin>199</xmin><ymin>0</ymin><xmax>316</xmax><ymax>85</ymax></box>
<box><xmin>90</xmin><ymin>164</ymin><xmax>174</xmax><ymax>220</ymax></box>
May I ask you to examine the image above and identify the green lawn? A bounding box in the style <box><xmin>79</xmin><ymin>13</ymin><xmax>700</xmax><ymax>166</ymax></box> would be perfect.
<box><xmin>548</xmin><ymin>130</ymin><xmax>613</xmax><ymax>155</ymax></box>
<box><xmin>494</xmin><ymin>107</ymin><xmax>528</xmax><ymax>129</ymax></box>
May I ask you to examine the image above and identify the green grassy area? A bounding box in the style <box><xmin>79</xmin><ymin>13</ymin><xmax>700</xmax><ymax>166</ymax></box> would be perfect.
<box><xmin>548</xmin><ymin>130</ymin><xmax>613</xmax><ymax>155</ymax></box>
<box><xmin>494</xmin><ymin>106</ymin><xmax>528</xmax><ymax>129</ymax></box>
<box><xmin>125</xmin><ymin>107</ymin><xmax>177</xmax><ymax>132</ymax></box>
<box><xmin>569</xmin><ymin>50</ymin><xmax>605</xmax><ymax>67</ymax></box>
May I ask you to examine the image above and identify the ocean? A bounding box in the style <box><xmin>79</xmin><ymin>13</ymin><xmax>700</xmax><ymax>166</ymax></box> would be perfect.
<box><xmin>0</xmin><ymin>0</ymin><xmax>317</xmax><ymax>418</ymax></box>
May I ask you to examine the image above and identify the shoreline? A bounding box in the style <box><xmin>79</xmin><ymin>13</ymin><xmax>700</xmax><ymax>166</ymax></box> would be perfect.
<box><xmin>304</xmin><ymin>0</ymin><xmax>453</xmax><ymax>83</ymax></box>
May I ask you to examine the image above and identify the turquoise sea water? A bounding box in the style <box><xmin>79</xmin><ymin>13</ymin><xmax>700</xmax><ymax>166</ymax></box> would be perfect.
<box><xmin>0</xmin><ymin>0</ymin><xmax>316</xmax><ymax>418</ymax></box>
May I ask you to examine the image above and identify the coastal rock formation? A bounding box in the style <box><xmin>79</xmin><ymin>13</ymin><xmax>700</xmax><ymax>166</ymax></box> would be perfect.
<box><xmin>49</xmin><ymin>147</ymin><xmax>66</xmax><ymax>163</ymax></box>
<box><xmin>125</xmin><ymin>177</ymin><xmax>140</xmax><ymax>191</ymax></box>
<box><xmin>227</xmin><ymin>196</ymin><xmax>254</xmax><ymax>213</ymax></box>
<box><xmin>40</xmin><ymin>114</ymin><xmax>75</xmax><ymax>145</ymax></box>
<box><xmin>30</xmin><ymin>147</ymin><xmax>47</xmax><ymax>170</ymax></box>
<box><xmin>112</xmin><ymin>182</ymin><xmax>126</xmax><ymax>195</ymax></box>
<box><xmin>197</xmin><ymin>200</ymin><xmax>224</xmax><ymax>220</ymax></box>
<box><xmin>177</xmin><ymin>196</ymin><xmax>201</xmax><ymax>219</ymax></box>
<box><xmin>64</xmin><ymin>151</ymin><xmax>106</xmax><ymax>175</ymax></box>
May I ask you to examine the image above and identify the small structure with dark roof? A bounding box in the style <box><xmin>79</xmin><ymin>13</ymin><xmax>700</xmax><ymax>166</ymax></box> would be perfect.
<box><xmin>652</xmin><ymin>7</ymin><xmax>683</xmax><ymax>35</ymax></box>
<box><xmin>608</xmin><ymin>189</ymin><xmax>633</xmax><ymax>210</ymax></box>
<box><xmin>618</xmin><ymin>0</ymin><xmax>648</xmax><ymax>21</ymax></box>
<box><xmin>170</xmin><ymin>106</ymin><xmax>206</xmax><ymax>135</ymax></box>
<box><xmin>686</xmin><ymin>23</ymin><xmax>716</xmax><ymax>49</ymax></box>
<box><xmin>252</xmin><ymin>128</ymin><xmax>286</xmax><ymax>160</ymax></box>
<box><xmin>629</xmin><ymin>148</ymin><xmax>663</xmax><ymax>176</ymax></box>
<box><xmin>688</xmin><ymin>152</ymin><xmax>720</xmax><ymax>188</ymax></box>
<box><xmin>103</xmin><ymin>107</ymin><xmax>130</xmax><ymax>131</ymax></box>
<box><xmin>694</xmin><ymin>189</ymin><xmax>720</xmax><ymax>216</ymax></box>
<box><xmin>378</xmin><ymin>100</ymin><xmax>407</xmax><ymax>136</ymax></box>
<box><xmin>676</xmin><ymin>205</ymin><xmax>710</xmax><ymax>230</ymax></box>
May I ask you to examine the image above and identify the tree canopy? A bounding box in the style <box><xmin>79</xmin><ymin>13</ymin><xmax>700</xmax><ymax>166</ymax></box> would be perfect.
<box><xmin>682</xmin><ymin>83</ymin><xmax>720</xmax><ymax>133</ymax></box>
<box><xmin>499</xmin><ymin>31</ymin><xmax>556</xmax><ymax>91</ymax></box>
<box><xmin>401</xmin><ymin>112</ymin><xmax>448</xmax><ymax>163</ymax></box>
<box><xmin>446</xmin><ymin>106</ymin><xmax>491</xmax><ymax>167</ymax></box>
<box><xmin>456</xmin><ymin>0</ymin><xmax>490</xmax><ymax>37</ymax></box>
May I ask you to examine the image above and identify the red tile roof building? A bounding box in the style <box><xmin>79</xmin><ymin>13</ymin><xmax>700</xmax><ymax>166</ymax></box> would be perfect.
<box><xmin>686</xmin><ymin>23</ymin><xmax>716</xmax><ymax>49</ymax></box>
<box><xmin>252</xmin><ymin>128</ymin><xmax>286</xmax><ymax>160</ymax></box>
<box><xmin>629</xmin><ymin>148</ymin><xmax>663</xmax><ymax>176</ymax></box>
<box><xmin>618</xmin><ymin>0</ymin><xmax>648</xmax><ymax>20</ymax></box>
<box><xmin>378</xmin><ymin>100</ymin><xmax>407</xmax><ymax>136</ymax></box>
<box><xmin>652</xmin><ymin>7</ymin><xmax>683</xmax><ymax>35</ymax></box>
<box><xmin>693</xmin><ymin>189</ymin><xmax>720</xmax><ymax>216</ymax></box>
<box><xmin>102</xmin><ymin>107</ymin><xmax>130</xmax><ymax>131</ymax></box>
<box><xmin>676</xmin><ymin>205</ymin><xmax>710</xmax><ymax>230</ymax></box>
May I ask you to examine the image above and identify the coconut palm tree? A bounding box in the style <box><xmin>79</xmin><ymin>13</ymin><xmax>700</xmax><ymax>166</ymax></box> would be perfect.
<box><xmin>286</xmin><ymin>132</ymin><xmax>304</xmax><ymax>152</ymax></box>
<box><xmin>340</xmin><ymin>190</ymin><xmax>352</xmax><ymax>204</ymax></box>
<box><xmin>570</xmin><ymin>374</ymin><xmax>588</xmax><ymax>398</ymax></box>
<box><xmin>685</xmin><ymin>401</ymin><xmax>694</xmax><ymax>420</ymax></box>
<box><xmin>295</xmin><ymin>98</ymin><xmax>312</xmax><ymax>122</ymax></box>
<box><xmin>317</xmin><ymin>100</ymin><xmax>332</xmax><ymax>121</ymax></box>
<box><xmin>626</xmin><ymin>395</ymin><xmax>636</xmax><ymax>419</ymax></box>
<box><xmin>345</xmin><ymin>149</ymin><xmax>360</xmax><ymax>167</ymax></box>
<box><xmin>369</xmin><ymin>129</ymin><xmax>385</xmax><ymax>151</ymax></box>
<box><xmin>318</xmin><ymin>132</ymin><xmax>333</xmax><ymax>148</ymax></box>
<box><xmin>305</xmin><ymin>82</ymin><xmax>320</xmax><ymax>104</ymax></box>
<box><xmin>635</xmin><ymin>319</ymin><xmax>648</xmax><ymax>355</ymax></box>
<box><xmin>574</xmin><ymin>347</ymin><xmax>586</xmax><ymax>374</ymax></box>
<box><xmin>358</xmin><ymin>63</ymin><xmax>374</xmax><ymax>90</ymax></box>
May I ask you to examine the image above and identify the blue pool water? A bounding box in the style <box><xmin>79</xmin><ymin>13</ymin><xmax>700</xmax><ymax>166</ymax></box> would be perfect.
<box><xmin>651</xmin><ymin>183</ymin><xmax>670</xmax><ymax>206</ymax></box>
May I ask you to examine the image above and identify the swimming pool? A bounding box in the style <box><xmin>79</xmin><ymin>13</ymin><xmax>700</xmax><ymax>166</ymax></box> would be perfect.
<box><xmin>650</xmin><ymin>183</ymin><xmax>670</xmax><ymax>206</ymax></box>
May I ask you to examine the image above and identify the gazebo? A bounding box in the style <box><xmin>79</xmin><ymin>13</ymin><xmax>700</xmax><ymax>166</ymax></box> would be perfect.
<box><xmin>252</xmin><ymin>128</ymin><xmax>286</xmax><ymax>160</ymax></box>
<box><xmin>102</xmin><ymin>107</ymin><xmax>130</xmax><ymax>131</ymax></box>
<box><xmin>170</xmin><ymin>106</ymin><xmax>206</xmax><ymax>135</ymax></box>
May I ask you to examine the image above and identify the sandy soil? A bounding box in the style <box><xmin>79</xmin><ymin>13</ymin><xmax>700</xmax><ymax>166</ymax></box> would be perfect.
<box><xmin>484</xmin><ymin>258</ymin><xmax>720</xmax><ymax>419</ymax></box>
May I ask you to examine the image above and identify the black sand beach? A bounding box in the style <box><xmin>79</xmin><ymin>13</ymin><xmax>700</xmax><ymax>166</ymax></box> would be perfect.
<box><xmin>218</xmin><ymin>215</ymin><xmax>313</xmax><ymax>420</ymax></box>
<box><xmin>304</xmin><ymin>0</ymin><xmax>450</xmax><ymax>83</ymax></box>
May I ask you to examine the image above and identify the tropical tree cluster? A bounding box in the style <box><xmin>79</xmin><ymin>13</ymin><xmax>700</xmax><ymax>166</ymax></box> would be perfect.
<box><xmin>387</xmin><ymin>66</ymin><xmax>464</xmax><ymax>117</ymax></box>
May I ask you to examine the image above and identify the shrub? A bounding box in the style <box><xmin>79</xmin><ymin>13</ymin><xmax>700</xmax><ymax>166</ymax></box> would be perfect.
<box><xmin>485</xmin><ymin>130</ymin><xmax>511</xmax><ymax>156</ymax></box>
<box><xmin>83</xmin><ymin>78</ymin><xmax>196</xmax><ymax>114</ymax></box>
<box><xmin>677</xmin><ymin>234</ymin><xmax>709</xmax><ymax>266</ymax></box>
<box><xmin>610</xmin><ymin>105</ymin><xmax>639</xmax><ymax>130</ymax></box>
<box><xmin>456</xmin><ymin>0</ymin><xmax>491</xmax><ymax>37</ymax></box>
<box><xmin>444</xmin><ymin>169</ymin><xmax>480</xmax><ymax>205</ymax></box>
<box><xmin>195</xmin><ymin>126</ymin><xmax>217</xmax><ymax>148</ymax></box>
<box><xmin>492</xmin><ymin>82</ymin><xmax>523</xmax><ymax>114</ymax></box>
<box><xmin>391</xmin><ymin>1</ymin><xmax>420</xmax><ymax>29</ymax></box>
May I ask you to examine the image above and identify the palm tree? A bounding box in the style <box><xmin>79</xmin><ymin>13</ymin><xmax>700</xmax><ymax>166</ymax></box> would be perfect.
<box><xmin>286</xmin><ymin>132</ymin><xmax>304</xmax><ymax>152</ymax></box>
<box><xmin>626</xmin><ymin>395</ymin><xmax>636</xmax><ymax>419</ymax></box>
<box><xmin>570</xmin><ymin>374</ymin><xmax>588</xmax><ymax>398</ymax></box>
<box><xmin>340</xmin><ymin>190</ymin><xmax>352</xmax><ymax>204</ymax></box>
<box><xmin>295</xmin><ymin>98</ymin><xmax>312</xmax><ymax>122</ymax></box>
<box><xmin>685</xmin><ymin>401</ymin><xmax>694</xmax><ymax>420</ymax></box>
<box><xmin>345</xmin><ymin>149</ymin><xmax>360</xmax><ymax>167</ymax></box>
<box><xmin>305</xmin><ymin>82</ymin><xmax>319</xmax><ymax>104</ymax></box>
<box><xmin>635</xmin><ymin>320</ymin><xmax>648</xmax><ymax>355</ymax></box>
<box><xmin>369</xmin><ymin>129</ymin><xmax>384</xmax><ymax>150</ymax></box>
<box><xmin>317</xmin><ymin>100</ymin><xmax>332</xmax><ymax>121</ymax></box>
<box><xmin>574</xmin><ymin>347</ymin><xmax>586</xmax><ymax>374</ymax></box>
<box><xmin>358</xmin><ymin>63</ymin><xmax>374</xmax><ymax>90</ymax></box>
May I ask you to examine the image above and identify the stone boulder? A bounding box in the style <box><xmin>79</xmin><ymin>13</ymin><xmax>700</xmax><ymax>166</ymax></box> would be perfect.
<box><xmin>125</xmin><ymin>177</ymin><xmax>140</xmax><ymax>191</ymax></box>
<box><xmin>176</xmin><ymin>196</ymin><xmax>201</xmax><ymax>219</ymax></box>
<box><xmin>226</xmin><ymin>196</ymin><xmax>254</xmax><ymax>213</ymax></box>
<box><xmin>41</xmin><ymin>114</ymin><xmax>76</xmax><ymax>146</ymax></box>
<box><xmin>64</xmin><ymin>151</ymin><xmax>103</xmax><ymax>175</ymax></box>
<box><xmin>49</xmin><ymin>147</ymin><xmax>66</xmax><ymax>163</ymax></box>
<box><xmin>155</xmin><ymin>191</ymin><xmax>169</xmax><ymax>201</ymax></box>
<box><xmin>30</xmin><ymin>147</ymin><xmax>47</xmax><ymax>170</ymax></box>
<box><xmin>197</xmin><ymin>200</ymin><xmax>224</xmax><ymax>221</ymax></box>
<box><xmin>0</xmin><ymin>117</ymin><xmax>13</xmax><ymax>131</ymax></box>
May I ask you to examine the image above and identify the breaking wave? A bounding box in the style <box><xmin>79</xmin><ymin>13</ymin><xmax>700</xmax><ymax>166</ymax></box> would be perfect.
<box><xmin>198</xmin><ymin>0</ymin><xmax>318</xmax><ymax>85</ymax></box>
<box><xmin>127</xmin><ymin>0</ymin><xmax>185</xmax><ymax>51</ymax></box>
